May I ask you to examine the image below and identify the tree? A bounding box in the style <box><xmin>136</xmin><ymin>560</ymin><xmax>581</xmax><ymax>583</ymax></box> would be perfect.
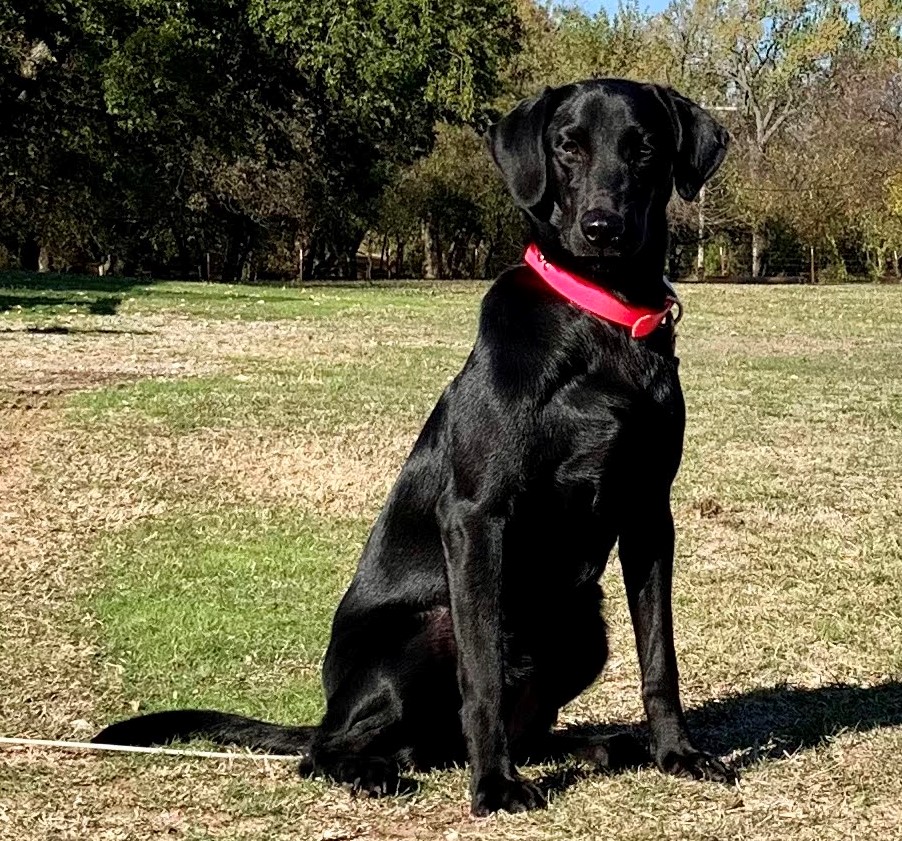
<box><xmin>376</xmin><ymin>124</ymin><xmax>522</xmax><ymax>278</ymax></box>
<box><xmin>703</xmin><ymin>0</ymin><xmax>855</xmax><ymax>275</ymax></box>
<box><xmin>248</xmin><ymin>0</ymin><xmax>521</xmax><ymax>276</ymax></box>
<box><xmin>0</xmin><ymin>0</ymin><xmax>521</xmax><ymax>278</ymax></box>
<box><xmin>0</xmin><ymin>0</ymin><xmax>124</xmax><ymax>270</ymax></box>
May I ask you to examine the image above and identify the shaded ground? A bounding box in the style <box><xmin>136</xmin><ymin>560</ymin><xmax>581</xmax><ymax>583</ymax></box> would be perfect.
<box><xmin>1</xmin><ymin>274</ymin><xmax>901</xmax><ymax>840</ymax></box>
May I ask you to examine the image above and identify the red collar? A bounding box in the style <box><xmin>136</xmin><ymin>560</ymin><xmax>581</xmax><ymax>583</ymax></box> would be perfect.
<box><xmin>523</xmin><ymin>244</ymin><xmax>681</xmax><ymax>339</ymax></box>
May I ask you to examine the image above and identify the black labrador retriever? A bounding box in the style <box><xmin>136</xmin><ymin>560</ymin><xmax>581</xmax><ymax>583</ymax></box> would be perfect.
<box><xmin>95</xmin><ymin>78</ymin><xmax>732</xmax><ymax>815</ymax></box>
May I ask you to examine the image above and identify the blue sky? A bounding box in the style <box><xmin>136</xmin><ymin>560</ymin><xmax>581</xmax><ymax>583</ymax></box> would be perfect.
<box><xmin>578</xmin><ymin>0</ymin><xmax>671</xmax><ymax>15</ymax></box>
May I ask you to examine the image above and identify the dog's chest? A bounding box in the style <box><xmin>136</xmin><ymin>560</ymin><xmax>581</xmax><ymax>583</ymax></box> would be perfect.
<box><xmin>548</xmin><ymin>352</ymin><xmax>682</xmax><ymax>456</ymax></box>
<box><xmin>500</xmin><ymin>347</ymin><xmax>684</xmax><ymax>590</ymax></box>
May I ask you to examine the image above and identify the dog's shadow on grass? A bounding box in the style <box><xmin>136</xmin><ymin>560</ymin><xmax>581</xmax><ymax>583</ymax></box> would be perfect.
<box><xmin>535</xmin><ymin>681</ymin><xmax>902</xmax><ymax>799</ymax></box>
<box><xmin>685</xmin><ymin>681</ymin><xmax>902</xmax><ymax>765</ymax></box>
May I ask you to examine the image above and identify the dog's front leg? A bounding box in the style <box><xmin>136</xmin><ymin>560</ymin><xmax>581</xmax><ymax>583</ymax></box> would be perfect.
<box><xmin>620</xmin><ymin>503</ymin><xmax>735</xmax><ymax>783</ymax></box>
<box><xmin>438</xmin><ymin>495</ymin><xmax>545</xmax><ymax>816</ymax></box>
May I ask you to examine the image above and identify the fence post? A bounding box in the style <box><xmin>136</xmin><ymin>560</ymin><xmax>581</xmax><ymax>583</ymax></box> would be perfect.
<box><xmin>696</xmin><ymin>185</ymin><xmax>705</xmax><ymax>279</ymax></box>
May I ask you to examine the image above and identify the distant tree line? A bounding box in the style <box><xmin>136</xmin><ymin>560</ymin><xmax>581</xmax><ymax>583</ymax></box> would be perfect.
<box><xmin>1</xmin><ymin>0</ymin><xmax>900</xmax><ymax>281</ymax></box>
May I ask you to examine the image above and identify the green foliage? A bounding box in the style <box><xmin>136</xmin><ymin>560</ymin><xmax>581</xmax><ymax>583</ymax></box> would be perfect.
<box><xmin>249</xmin><ymin>0</ymin><xmax>518</xmax><ymax>123</ymax></box>
<box><xmin>0</xmin><ymin>0</ymin><xmax>520</xmax><ymax>278</ymax></box>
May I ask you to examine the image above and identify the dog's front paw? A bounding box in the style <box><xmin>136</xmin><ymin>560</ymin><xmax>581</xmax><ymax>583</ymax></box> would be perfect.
<box><xmin>656</xmin><ymin>745</ymin><xmax>736</xmax><ymax>784</ymax></box>
<box><xmin>471</xmin><ymin>771</ymin><xmax>546</xmax><ymax>816</ymax></box>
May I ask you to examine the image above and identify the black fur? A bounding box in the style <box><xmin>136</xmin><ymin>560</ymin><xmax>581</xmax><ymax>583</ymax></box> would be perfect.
<box><xmin>95</xmin><ymin>79</ymin><xmax>732</xmax><ymax>815</ymax></box>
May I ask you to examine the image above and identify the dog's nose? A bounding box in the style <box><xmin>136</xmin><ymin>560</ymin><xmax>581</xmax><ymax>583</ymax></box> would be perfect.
<box><xmin>580</xmin><ymin>210</ymin><xmax>624</xmax><ymax>246</ymax></box>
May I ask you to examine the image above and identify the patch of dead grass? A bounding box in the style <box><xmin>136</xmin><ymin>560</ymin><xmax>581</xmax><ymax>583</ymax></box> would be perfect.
<box><xmin>127</xmin><ymin>425</ymin><xmax>417</xmax><ymax>516</ymax></box>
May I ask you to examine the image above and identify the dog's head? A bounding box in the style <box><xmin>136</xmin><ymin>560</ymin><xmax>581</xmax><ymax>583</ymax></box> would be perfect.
<box><xmin>487</xmin><ymin>79</ymin><xmax>729</xmax><ymax>279</ymax></box>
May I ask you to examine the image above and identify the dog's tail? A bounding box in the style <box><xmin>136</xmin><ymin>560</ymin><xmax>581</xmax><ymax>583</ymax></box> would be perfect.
<box><xmin>93</xmin><ymin>709</ymin><xmax>317</xmax><ymax>755</ymax></box>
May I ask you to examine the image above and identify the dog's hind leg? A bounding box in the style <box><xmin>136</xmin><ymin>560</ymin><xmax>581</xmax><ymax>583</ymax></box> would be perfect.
<box><xmin>303</xmin><ymin>668</ymin><xmax>408</xmax><ymax>797</ymax></box>
<box><xmin>303</xmin><ymin>639</ymin><xmax>462</xmax><ymax>795</ymax></box>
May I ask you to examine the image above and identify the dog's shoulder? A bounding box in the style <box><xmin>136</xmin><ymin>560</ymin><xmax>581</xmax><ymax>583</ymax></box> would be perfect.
<box><xmin>479</xmin><ymin>264</ymin><xmax>565</xmax><ymax>340</ymax></box>
<box><xmin>469</xmin><ymin>265</ymin><xmax>589</xmax><ymax>401</ymax></box>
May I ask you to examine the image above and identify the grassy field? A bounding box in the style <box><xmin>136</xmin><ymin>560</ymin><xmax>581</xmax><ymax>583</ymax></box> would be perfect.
<box><xmin>1</xmin><ymin>272</ymin><xmax>901</xmax><ymax>840</ymax></box>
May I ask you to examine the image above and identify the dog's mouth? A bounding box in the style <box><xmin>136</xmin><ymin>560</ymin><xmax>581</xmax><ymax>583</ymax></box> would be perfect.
<box><xmin>559</xmin><ymin>228</ymin><xmax>642</xmax><ymax>264</ymax></box>
<box><xmin>566</xmin><ymin>241</ymin><xmax>638</xmax><ymax>267</ymax></box>
<box><xmin>598</xmin><ymin>244</ymin><xmax>627</xmax><ymax>259</ymax></box>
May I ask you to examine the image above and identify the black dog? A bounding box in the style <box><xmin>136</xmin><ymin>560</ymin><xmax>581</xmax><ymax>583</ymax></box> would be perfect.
<box><xmin>95</xmin><ymin>79</ymin><xmax>732</xmax><ymax>816</ymax></box>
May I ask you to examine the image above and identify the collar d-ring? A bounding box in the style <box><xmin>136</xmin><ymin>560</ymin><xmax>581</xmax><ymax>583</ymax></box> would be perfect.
<box><xmin>662</xmin><ymin>276</ymin><xmax>683</xmax><ymax>325</ymax></box>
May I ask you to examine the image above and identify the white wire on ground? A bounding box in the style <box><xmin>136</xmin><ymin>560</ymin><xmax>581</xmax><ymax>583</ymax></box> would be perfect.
<box><xmin>0</xmin><ymin>735</ymin><xmax>300</xmax><ymax>761</ymax></box>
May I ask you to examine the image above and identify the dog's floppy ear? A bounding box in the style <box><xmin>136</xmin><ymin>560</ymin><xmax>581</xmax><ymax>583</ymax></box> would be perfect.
<box><xmin>486</xmin><ymin>87</ymin><xmax>558</xmax><ymax>212</ymax></box>
<box><xmin>655</xmin><ymin>87</ymin><xmax>730</xmax><ymax>202</ymax></box>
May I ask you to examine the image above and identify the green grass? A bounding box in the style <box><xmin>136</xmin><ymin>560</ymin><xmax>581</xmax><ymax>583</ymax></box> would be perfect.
<box><xmin>0</xmin><ymin>270</ymin><xmax>483</xmax><ymax>325</ymax></box>
<box><xmin>94</xmin><ymin>511</ymin><xmax>367</xmax><ymax>724</ymax></box>
<box><xmin>70</xmin><ymin>349</ymin><xmax>466</xmax><ymax>433</ymax></box>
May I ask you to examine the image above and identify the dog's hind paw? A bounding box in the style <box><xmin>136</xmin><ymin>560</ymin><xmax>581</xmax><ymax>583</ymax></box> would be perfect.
<box><xmin>345</xmin><ymin>757</ymin><xmax>400</xmax><ymax>798</ymax></box>
<box><xmin>577</xmin><ymin>732</ymin><xmax>651</xmax><ymax>771</ymax></box>
<box><xmin>471</xmin><ymin>771</ymin><xmax>546</xmax><ymax>816</ymax></box>
<box><xmin>300</xmin><ymin>754</ymin><xmax>401</xmax><ymax>797</ymax></box>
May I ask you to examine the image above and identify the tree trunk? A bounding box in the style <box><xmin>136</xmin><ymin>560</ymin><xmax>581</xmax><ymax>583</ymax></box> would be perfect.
<box><xmin>893</xmin><ymin>249</ymin><xmax>900</xmax><ymax>278</ymax></box>
<box><xmin>809</xmin><ymin>244</ymin><xmax>816</xmax><ymax>285</ymax></box>
<box><xmin>293</xmin><ymin>235</ymin><xmax>304</xmax><ymax>285</ymax></box>
<box><xmin>223</xmin><ymin>230</ymin><xmax>247</xmax><ymax>284</ymax></box>
<box><xmin>668</xmin><ymin>239</ymin><xmax>680</xmax><ymax>279</ymax></box>
<box><xmin>240</xmin><ymin>253</ymin><xmax>256</xmax><ymax>284</ymax></box>
<box><xmin>479</xmin><ymin>240</ymin><xmax>493</xmax><ymax>278</ymax></box>
<box><xmin>396</xmin><ymin>239</ymin><xmax>405</xmax><ymax>278</ymax></box>
<box><xmin>751</xmin><ymin>227</ymin><xmax>765</xmax><ymax>277</ymax></box>
<box><xmin>222</xmin><ymin>251</ymin><xmax>238</xmax><ymax>284</ymax></box>
<box><xmin>749</xmin><ymin>135</ymin><xmax>766</xmax><ymax>278</ymax></box>
<box><xmin>350</xmin><ymin>230</ymin><xmax>367</xmax><ymax>279</ymax></box>
<box><xmin>422</xmin><ymin>219</ymin><xmax>438</xmax><ymax>279</ymax></box>
<box><xmin>447</xmin><ymin>235</ymin><xmax>464</xmax><ymax>278</ymax></box>
<box><xmin>38</xmin><ymin>246</ymin><xmax>51</xmax><ymax>273</ymax></box>
<box><xmin>433</xmin><ymin>225</ymin><xmax>443</xmax><ymax>279</ymax></box>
